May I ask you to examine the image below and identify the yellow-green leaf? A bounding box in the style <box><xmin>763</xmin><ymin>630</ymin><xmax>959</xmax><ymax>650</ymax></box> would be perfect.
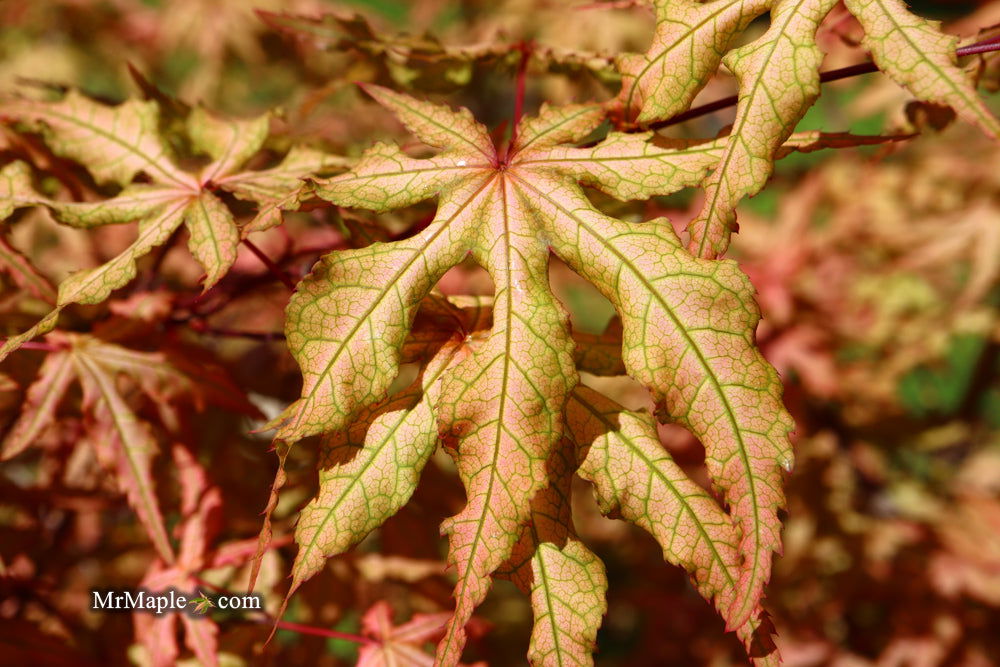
<box><xmin>0</xmin><ymin>161</ymin><xmax>40</xmax><ymax>219</ymax></box>
<box><xmin>568</xmin><ymin>386</ymin><xmax>776</xmax><ymax>652</ymax></box>
<box><xmin>187</xmin><ymin>106</ymin><xmax>270</xmax><ymax>183</ymax></box>
<box><xmin>616</xmin><ymin>0</ymin><xmax>999</xmax><ymax>258</ymax></box>
<box><xmin>184</xmin><ymin>191</ymin><xmax>239</xmax><ymax>289</ymax></box>
<box><xmin>617</xmin><ymin>0</ymin><xmax>770</xmax><ymax>124</ymax></box>
<box><xmin>536</xmin><ymin>195</ymin><xmax>792</xmax><ymax>631</ymax></box>
<box><xmin>276</xmin><ymin>86</ymin><xmax>791</xmax><ymax>665</ymax></box>
<box><xmin>217</xmin><ymin>146</ymin><xmax>350</xmax><ymax>237</ymax></box>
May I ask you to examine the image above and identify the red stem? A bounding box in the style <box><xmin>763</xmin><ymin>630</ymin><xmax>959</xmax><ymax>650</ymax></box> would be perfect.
<box><xmin>242</xmin><ymin>239</ymin><xmax>296</xmax><ymax>291</ymax></box>
<box><xmin>648</xmin><ymin>36</ymin><xmax>1000</xmax><ymax>130</ymax></box>
<box><xmin>189</xmin><ymin>575</ymin><xmax>373</xmax><ymax>645</ymax></box>
<box><xmin>506</xmin><ymin>41</ymin><xmax>533</xmax><ymax>155</ymax></box>
<box><xmin>271</xmin><ymin>619</ymin><xmax>374</xmax><ymax>645</ymax></box>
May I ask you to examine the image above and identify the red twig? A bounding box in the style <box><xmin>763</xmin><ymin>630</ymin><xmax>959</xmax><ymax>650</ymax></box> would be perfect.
<box><xmin>242</xmin><ymin>239</ymin><xmax>296</xmax><ymax>291</ymax></box>
<box><xmin>189</xmin><ymin>574</ymin><xmax>373</xmax><ymax>645</ymax></box>
<box><xmin>506</xmin><ymin>41</ymin><xmax>534</xmax><ymax>156</ymax></box>
<box><xmin>271</xmin><ymin>619</ymin><xmax>374</xmax><ymax>645</ymax></box>
<box><xmin>647</xmin><ymin>36</ymin><xmax>1000</xmax><ymax>130</ymax></box>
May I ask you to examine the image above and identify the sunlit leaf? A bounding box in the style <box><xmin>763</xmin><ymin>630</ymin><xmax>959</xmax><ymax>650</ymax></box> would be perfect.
<box><xmin>274</xmin><ymin>86</ymin><xmax>792</xmax><ymax>664</ymax></box>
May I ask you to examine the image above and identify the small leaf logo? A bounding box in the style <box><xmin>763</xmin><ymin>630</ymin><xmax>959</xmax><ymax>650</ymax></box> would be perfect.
<box><xmin>189</xmin><ymin>592</ymin><xmax>215</xmax><ymax>615</ymax></box>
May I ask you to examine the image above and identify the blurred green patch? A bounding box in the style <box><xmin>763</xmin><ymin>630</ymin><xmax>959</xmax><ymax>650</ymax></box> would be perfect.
<box><xmin>341</xmin><ymin>0</ymin><xmax>410</xmax><ymax>24</ymax></box>
<box><xmin>563</xmin><ymin>284</ymin><xmax>616</xmax><ymax>335</ymax></box>
<box><xmin>898</xmin><ymin>334</ymin><xmax>990</xmax><ymax>418</ymax></box>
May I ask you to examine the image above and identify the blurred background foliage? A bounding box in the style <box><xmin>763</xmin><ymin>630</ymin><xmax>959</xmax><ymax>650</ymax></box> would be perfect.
<box><xmin>3</xmin><ymin>1</ymin><xmax>1000</xmax><ymax>665</ymax></box>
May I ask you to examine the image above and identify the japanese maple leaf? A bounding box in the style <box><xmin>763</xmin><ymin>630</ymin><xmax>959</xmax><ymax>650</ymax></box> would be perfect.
<box><xmin>0</xmin><ymin>91</ymin><xmax>346</xmax><ymax>359</ymax></box>
<box><xmin>616</xmin><ymin>0</ymin><xmax>1000</xmax><ymax>258</ymax></box>
<box><xmin>272</xmin><ymin>85</ymin><xmax>792</xmax><ymax>664</ymax></box>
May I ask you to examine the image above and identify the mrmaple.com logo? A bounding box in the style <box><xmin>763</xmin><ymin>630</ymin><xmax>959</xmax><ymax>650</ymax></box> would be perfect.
<box><xmin>91</xmin><ymin>589</ymin><xmax>261</xmax><ymax>615</ymax></box>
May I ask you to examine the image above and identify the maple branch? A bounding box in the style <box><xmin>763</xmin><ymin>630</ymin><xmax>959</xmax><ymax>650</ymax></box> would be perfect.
<box><xmin>242</xmin><ymin>239</ymin><xmax>297</xmax><ymax>291</ymax></box>
<box><xmin>649</xmin><ymin>37</ymin><xmax>1000</xmax><ymax>130</ymax></box>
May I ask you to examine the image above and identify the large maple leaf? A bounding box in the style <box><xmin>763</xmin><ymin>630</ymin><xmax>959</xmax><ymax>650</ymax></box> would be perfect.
<box><xmin>616</xmin><ymin>0</ymin><xmax>1000</xmax><ymax>259</ymax></box>
<box><xmin>272</xmin><ymin>85</ymin><xmax>793</xmax><ymax>664</ymax></box>
<box><xmin>0</xmin><ymin>91</ymin><xmax>347</xmax><ymax>360</ymax></box>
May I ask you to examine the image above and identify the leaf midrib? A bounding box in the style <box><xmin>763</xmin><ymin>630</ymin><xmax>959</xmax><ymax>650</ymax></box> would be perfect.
<box><xmin>439</xmin><ymin>175</ymin><xmax>516</xmax><ymax>660</ymax></box>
